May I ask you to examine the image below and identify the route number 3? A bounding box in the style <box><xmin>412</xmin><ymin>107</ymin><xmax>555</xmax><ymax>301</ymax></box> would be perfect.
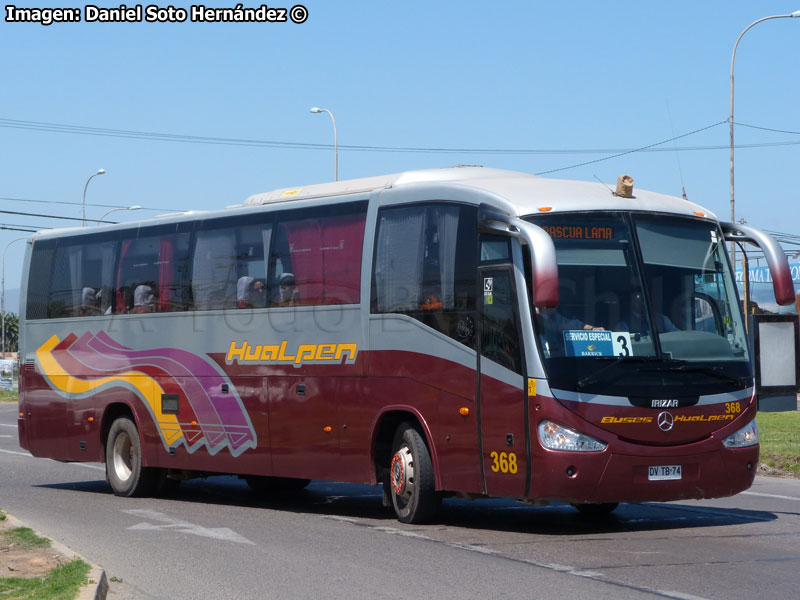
<box><xmin>489</xmin><ymin>451</ymin><xmax>518</xmax><ymax>474</ymax></box>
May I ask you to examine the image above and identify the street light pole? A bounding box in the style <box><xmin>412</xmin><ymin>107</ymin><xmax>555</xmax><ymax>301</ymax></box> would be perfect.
<box><xmin>2</xmin><ymin>237</ymin><xmax>28</xmax><ymax>359</ymax></box>
<box><xmin>82</xmin><ymin>169</ymin><xmax>106</xmax><ymax>227</ymax></box>
<box><xmin>310</xmin><ymin>107</ymin><xmax>338</xmax><ymax>181</ymax></box>
<box><xmin>97</xmin><ymin>205</ymin><xmax>141</xmax><ymax>225</ymax></box>
<box><xmin>729</xmin><ymin>10</ymin><xmax>800</xmax><ymax>262</ymax></box>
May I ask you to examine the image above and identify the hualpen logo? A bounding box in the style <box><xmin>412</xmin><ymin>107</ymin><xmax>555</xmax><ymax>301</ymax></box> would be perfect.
<box><xmin>225</xmin><ymin>340</ymin><xmax>358</xmax><ymax>367</ymax></box>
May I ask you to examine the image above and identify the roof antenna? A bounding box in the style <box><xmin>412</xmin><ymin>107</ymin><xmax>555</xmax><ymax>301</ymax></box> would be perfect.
<box><xmin>666</xmin><ymin>99</ymin><xmax>688</xmax><ymax>201</ymax></box>
<box><xmin>592</xmin><ymin>174</ymin><xmax>615</xmax><ymax>196</ymax></box>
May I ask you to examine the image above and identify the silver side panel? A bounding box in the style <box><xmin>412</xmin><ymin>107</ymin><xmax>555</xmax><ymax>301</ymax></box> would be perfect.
<box><xmin>369</xmin><ymin>313</ymin><xmax>476</xmax><ymax>369</ymax></box>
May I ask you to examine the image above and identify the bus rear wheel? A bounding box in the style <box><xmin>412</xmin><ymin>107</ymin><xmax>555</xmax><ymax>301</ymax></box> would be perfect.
<box><xmin>105</xmin><ymin>417</ymin><xmax>158</xmax><ymax>497</ymax></box>
<box><xmin>389</xmin><ymin>423</ymin><xmax>440</xmax><ymax>524</ymax></box>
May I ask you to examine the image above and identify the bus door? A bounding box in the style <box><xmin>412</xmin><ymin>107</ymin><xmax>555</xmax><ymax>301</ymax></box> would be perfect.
<box><xmin>478</xmin><ymin>260</ymin><xmax>528</xmax><ymax>498</ymax></box>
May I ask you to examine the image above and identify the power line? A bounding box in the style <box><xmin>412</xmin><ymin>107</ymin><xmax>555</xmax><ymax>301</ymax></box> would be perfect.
<box><xmin>735</xmin><ymin>121</ymin><xmax>800</xmax><ymax>136</ymax></box>
<box><xmin>0</xmin><ymin>225</ymin><xmax>37</xmax><ymax>233</ymax></box>
<box><xmin>0</xmin><ymin>195</ymin><xmax>182</xmax><ymax>213</ymax></box>
<box><xmin>3</xmin><ymin>115</ymin><xmax>797</xmax><ymax>156</ymax></box>
<box><xmin>0</xmin><ymin>222</ymin><xmax>52</xmax><ymax>230</ymax></box>
<box><xmin>534</xmin><ymin>121</ymin><xmax>728</xmax><ymax>176</ymax></box>
<box><xmin>0</xmin><ymin>209</ymin><xmax>106</xmax><ymax>223</ymax></box>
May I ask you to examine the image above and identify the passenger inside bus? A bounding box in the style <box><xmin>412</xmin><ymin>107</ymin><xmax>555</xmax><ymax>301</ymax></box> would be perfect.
<box><xmin>237</xmin><ymin>276</ymin><xmax>266</xmax><ymax>309</ymax></box>
<box><xmin>80</xmin><ymin>287</ymin><xmax>98</xmax><ymax>316</ymax></box>
<box><xmin>537</xmin><ymin>307</ymin><xmax>605</xmax><ymax>356</ymax></box>
<box><xmin>133</xmin><ymin>284</ymin><xmax>156</xmax><ymax>313</ymax></box>
<box><xmin>276</xmin><ymin>272</ymin><xmax>299</xmax><ymax>307</ymax></box>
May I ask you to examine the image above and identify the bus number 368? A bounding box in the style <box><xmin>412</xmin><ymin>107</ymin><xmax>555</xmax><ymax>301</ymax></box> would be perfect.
<box><xmin>489</xmin><ymin>451</ymin><xmax>518</xmax><ymax>474</ymax></box>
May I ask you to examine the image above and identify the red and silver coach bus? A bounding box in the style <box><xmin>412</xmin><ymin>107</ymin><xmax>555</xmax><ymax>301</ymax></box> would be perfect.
<box><xmin>17</xmin><ymin>167</ymin><xmax>794</xmax><ymax>523</ymax></box>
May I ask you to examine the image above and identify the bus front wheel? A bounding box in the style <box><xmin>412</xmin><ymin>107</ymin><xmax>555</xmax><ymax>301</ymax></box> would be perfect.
<box><xmin>389</xmin><ymin>423</ymin><xmax>440</xmax><ymax>524</ymax></box>
<box><xmin>105</xmin><ymin>417</ymin><xmax>157</xmax><ymax>497</ymax></box>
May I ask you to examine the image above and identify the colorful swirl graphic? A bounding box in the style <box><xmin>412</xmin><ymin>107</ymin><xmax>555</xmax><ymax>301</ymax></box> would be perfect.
<box><xmin>36</xmin><ymin>331</ymin><xmax>257</xmax><ymax>457</ymax></box>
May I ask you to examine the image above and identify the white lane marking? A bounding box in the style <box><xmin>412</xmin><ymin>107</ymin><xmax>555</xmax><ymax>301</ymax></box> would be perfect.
<box><xmin>325</xmin><ymin>515</ymin><xmax>710</xmax><ymax>600</ymax></box>
<box><xmin>72</xmin><ymin>462</ymin><xmax>104</xmax><ymax>471</ymax></box>
<box><xmin>0</xmin><ymin>423</ymin><xmax>18</xmax><ymax>428</ymax></box>
<box><xmin>0</xmin><ymin>434</ymin><xmax>12</xmax><ymax>438</ymax></box>
<box><xmin>123</xmin><ymin>509</ymin><xmax>255</xmax><ymax>545</ymax></box>
<box><xmin>0</xmin><ymin>448</ymin><xmax>32</xmax><ymax>457</ymax></box>
<box><xmin>0</xmin><ymin>448</ymin><xmax>104</xmax><ymax>472</ymax></box>
<box><xmin>742</xmin><ymin>491</ymin><xmax>800</xmax><ymax>502</ymax></box>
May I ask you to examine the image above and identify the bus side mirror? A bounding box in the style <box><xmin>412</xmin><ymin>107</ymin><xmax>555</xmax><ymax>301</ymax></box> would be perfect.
<box><xmin>751</xmin><ymin>313</ymin><xmax>800</xmax><ymax>412</ymax></box>
<box><xmin>518</xmin><ymin>220</ymin><xmax>559</xmax><ymax>308</ymax></box>
<box><xmin>721</xmin><ymin>222</ymin><xmax>794</xmax><ymax>306</ymax></box>
<box><xmin>478</xmin><ymin>206</ymin><xmax>559</xmax><ymax>308</ymax></box>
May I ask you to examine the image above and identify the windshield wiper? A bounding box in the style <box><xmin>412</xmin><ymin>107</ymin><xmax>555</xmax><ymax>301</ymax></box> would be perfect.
<box><xmin>576</xmin><ymin>357</ymin><xmax>659</xmax><ymax>390</ymax></box>
<box><xmin>639</xmin><ymin>363</ymin><xmax>749</xmax><ymax>386</ymax></box>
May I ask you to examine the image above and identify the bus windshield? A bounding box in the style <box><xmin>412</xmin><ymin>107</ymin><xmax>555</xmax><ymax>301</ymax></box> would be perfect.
<box><xmin>526</xmin><ymin>212</ymin><xmax>751</xmax><ymax>395</ymax></box>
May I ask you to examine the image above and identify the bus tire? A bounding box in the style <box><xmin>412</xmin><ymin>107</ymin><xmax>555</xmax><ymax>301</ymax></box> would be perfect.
<box><xmin>105</xmin><ymin>417</ymin><xmax>158</xmax><ymax>497</ymax></box>
<box><xmin>389</xmin><ymin>423</ymin><xmax>440</xmax><ymax>524</ymax></box>
<box><xmin>572</xmin><ymin>502</ymin><xmax>619</xmax><ymax>517</ymax></box>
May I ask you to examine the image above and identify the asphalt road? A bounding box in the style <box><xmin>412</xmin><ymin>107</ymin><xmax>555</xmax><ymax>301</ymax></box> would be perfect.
<box><xmin>2</xmin><ymin>402</ymin><xmax>799</xmax><ymax>600</ymax></box>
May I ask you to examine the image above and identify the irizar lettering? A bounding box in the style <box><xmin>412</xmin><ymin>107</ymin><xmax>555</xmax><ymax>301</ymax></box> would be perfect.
<box><xmin>651</xmin><ymin>399</ymin><xmax>679</xmax><ymax>408</ymax></box>
<box><xmin>226</xmin><ymin>340</ymin><xmax>358</xmax><ymax>367</ymax></box>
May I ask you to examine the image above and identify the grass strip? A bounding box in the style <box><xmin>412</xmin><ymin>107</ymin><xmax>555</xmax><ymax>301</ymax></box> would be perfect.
<box><xmin>3</xmin><ymin>527</ymin><xmax>52</xmax><ymax>549</ymax></box>
<box><xmin>757</xmin><ymin>410</ymin><xmax>800</xmax><ymax>476</ymax></box>
<box><xmin>0</xmin><ymin>559</ymin><xmax>90</xmax><ymax>600</ymax></box>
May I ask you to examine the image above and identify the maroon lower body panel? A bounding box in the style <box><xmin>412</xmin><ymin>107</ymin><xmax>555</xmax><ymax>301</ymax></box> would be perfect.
<box><xmin>531</xmin><ymin>446</ymin><xmax>757</xmax><ymax>504</ymax></box>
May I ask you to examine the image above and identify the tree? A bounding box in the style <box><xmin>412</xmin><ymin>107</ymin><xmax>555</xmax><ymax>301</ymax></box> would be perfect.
<box><xmin>1</xmin><ymin>312</ymin><xmax>18</xmax><ymax>355</ymax></box>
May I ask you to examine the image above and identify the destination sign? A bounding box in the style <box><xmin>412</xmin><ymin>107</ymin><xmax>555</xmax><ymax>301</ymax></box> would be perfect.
<box><xmin>542</xmin><ymin>225</ymin><xmax>614</xmax><ymax>240</ymax></box>
<box><xmin>562</xmin><ymin>330</ymin><xmax>633</xmax><ymax>357</ymax></box>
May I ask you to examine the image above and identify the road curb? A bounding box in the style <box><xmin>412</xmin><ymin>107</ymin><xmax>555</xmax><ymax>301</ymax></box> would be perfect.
<box><xmin>4</xmin><ymin>513</ymin><xmax>108</xmax><ymax>600</ymax></box>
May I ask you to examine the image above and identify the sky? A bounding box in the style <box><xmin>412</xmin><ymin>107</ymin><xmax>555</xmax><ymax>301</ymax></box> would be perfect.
<box><xmin>1</xmin><ymin>1</ymin><xmax>799</xmax><ymax>312</ymax></box>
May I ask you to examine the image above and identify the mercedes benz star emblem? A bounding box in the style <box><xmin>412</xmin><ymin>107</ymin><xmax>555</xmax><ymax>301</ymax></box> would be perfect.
<box><xmin>657</xmin><ymin>411</ymin><xmax>674</xmax><ymax>432</ymax></box>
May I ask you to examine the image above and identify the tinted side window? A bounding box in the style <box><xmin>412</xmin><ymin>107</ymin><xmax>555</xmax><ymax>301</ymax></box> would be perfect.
<box><xmin>116</xmin><ymin>229</ymin><xmax>191</xmax><ymax>314</ymax></box>
<box><xmin>372</xmin><ymin>204</ymin><xmax>478</xmax><ymax>346</ymax></box>
<box><xmin>269</xmin><ymin>203</ymin><xmax>367</xmax><ymax>306</ymax></box>
<box><xmin>480</xmin><ymin>268</ymin><xmax>523</xmax><ymax>374</ymax></box>
<box><xmin>26</xmin><ymin>241</ymin><xmax>54</xmax><ymax>320</ymax></box>
<box><xmin>48</xmin><ymin>239</ymin><xmax>118</xmax><ymax>318</ymax></box>
<box><xmin>193</xmin><ymin>217</ymin><xmax>272</xmax><ymax>311</ymax></box>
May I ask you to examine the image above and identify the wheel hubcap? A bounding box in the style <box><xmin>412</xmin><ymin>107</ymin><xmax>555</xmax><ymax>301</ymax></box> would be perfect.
<box><xmin>390</xmin><ymin>446</ymin><xmax>414</xmax><ymax>499</ymax></box>
<box><xmin>112</xmin><ymin>432</ymin><xmax>133</xmax><ymax>482</ymax></box>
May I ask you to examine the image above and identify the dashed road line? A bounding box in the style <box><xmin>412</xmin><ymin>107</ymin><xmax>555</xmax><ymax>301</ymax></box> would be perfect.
<box><xmin>0</xmin><ymin>448</ymin><xmax>32</xmax><ymax>457</ymax></box>
<box><xmin>742</xmin><ymin>491</ymin><xmax>800</xmax><ymax>502</ymax></box>
<box><xmin>324</xmin><ymin>515</ymin><xmax>710</xmax><ymax>600</ymax></box>
<box><xmin>0</xmin><ymin>447</ymin><xmax>103</xmax><ymax>471</ymax></box>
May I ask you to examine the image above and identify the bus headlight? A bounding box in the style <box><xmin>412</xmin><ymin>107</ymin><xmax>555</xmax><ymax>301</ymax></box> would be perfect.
<box><xmin>538</xmin><ymin>420</ymin><xmax>607</xmax><ymax>452</ymax></box>
<box><xmin>722</xmin><ymin>419</ymin><xmax>758</xmax><ymax>448</ymax></box>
